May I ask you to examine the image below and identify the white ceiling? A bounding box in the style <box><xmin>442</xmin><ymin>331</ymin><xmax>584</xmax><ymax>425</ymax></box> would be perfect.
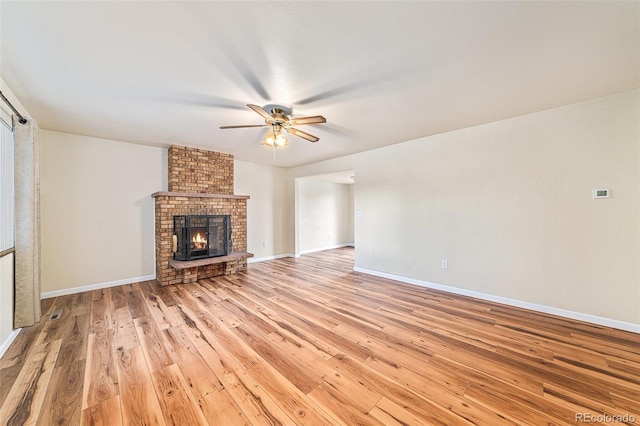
<box><xmin>1</xmin><ymin>1</ymin><xmax>638</xmax><ymax>168</ymax></box>
<box><xmin>299</xmin><ymin>170</ymin><xmax>355</xmax><ymax>185</ymax></box>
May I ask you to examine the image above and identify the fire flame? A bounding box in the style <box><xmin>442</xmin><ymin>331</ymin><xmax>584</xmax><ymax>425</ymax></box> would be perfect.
<box><xmin>192</xmin><ymin>232</ymin><xmax>207</xmax><ymax>249</ymax></box>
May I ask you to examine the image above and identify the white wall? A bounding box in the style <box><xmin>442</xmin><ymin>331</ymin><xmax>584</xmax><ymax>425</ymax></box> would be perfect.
<box><xmin>297</xmin><ymin>179</ymin><xmax>353</xmax><ymax>253</ymax></box>
<box><xmin>234</xmin><ymin>160</ymin><xmax>292</xmax><ymax>259</ymax></box>
<box><xmin>289</xmin><ymin>90</ymin><xmax>639</xmax><ymax>326</ymax></box>
<box><xmin>39</xmin><ymin>130</ymin><xmax>166</xmax><ymax>294</ymax></box>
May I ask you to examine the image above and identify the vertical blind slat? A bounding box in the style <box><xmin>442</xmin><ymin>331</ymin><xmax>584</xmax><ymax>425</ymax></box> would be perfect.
<box><xmin>0</xmin><ymin>121</ymin><xmax>14</xmax><ymax>251</ymax></box>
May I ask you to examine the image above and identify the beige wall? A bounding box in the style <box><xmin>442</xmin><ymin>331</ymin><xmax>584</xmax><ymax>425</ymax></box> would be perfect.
<box><xmin>234</xmin><ymin>160</ymin><xmax>292</xmax><ymax>259</ymax></box>
<box><xmin>39</xmin><ymin>137</ymin><xmax>292</xmax><ymax>292</ymax></box>
<box><xmin>297</xmin><ymin>179</ymin><xmax>354</xmax><ymax>253</ymax></box>
<box><xmin>38</xmin><ymin>134</ymin><xmax>295</xmax><ymax>292</ymax></box>
<box><xmin>290</xmin><ymin>90</ymin><xmax>639</xmax><ymax>325</ymax></box>
<box><xmin>39</xmin><ymin>130</ymin><xmax>166</xmax><ymax>293</ymax></box>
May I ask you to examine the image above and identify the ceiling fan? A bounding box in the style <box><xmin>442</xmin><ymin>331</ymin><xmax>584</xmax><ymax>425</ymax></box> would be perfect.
<box><xmin>220</xmin><ymin>104</ymin><xmax>326</xmax><ymax>148</ymax></box>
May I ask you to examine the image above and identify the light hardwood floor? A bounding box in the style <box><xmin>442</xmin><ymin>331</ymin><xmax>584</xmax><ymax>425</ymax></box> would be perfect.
<box><xmin>1</xmin><ymin>248</ymin><xmax>639</xmax><ymax>425</ymax></box>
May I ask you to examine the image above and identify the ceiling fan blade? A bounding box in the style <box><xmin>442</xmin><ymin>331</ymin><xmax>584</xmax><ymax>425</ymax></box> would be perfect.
<box><xmin>287</xmin><ymin>127</ymin><xmax>320</xmax><ymax>142</ymax></box>
<box><xmin>247</xmin><ymin>104</ymin><xmax>273</xmax><ymax>121</ymax></box>
<box><xmin>219</xmin><ymin>124</ymin><xmax>268</xmax><ymax>129</ymax></box>
<box><xmin>288</xmin><ymin>115</ymin><xmax>326</xmax><ymax>126</ymax></box>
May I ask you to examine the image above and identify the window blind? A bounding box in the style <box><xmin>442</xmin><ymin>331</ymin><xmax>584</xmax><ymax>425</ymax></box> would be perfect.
<box><xmin>0</xmin><ymin>119</ymin><xmax>14</xmax><ymax>251</ymax></box>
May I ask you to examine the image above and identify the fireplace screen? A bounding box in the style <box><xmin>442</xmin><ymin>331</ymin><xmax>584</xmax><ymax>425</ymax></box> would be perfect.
<box><xmin>173</xmin><ymin>215</ymin><xmax>231</xmax><ymax>261</ymax></box>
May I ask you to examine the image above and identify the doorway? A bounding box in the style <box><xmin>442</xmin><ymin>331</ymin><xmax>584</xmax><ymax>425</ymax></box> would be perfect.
<box><xmin>294</xmin><ymin>170</ymin><xmax>355</xmax><ymax>257</ymax></box>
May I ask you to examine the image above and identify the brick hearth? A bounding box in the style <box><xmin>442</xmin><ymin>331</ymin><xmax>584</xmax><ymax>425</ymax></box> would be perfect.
<box><xmin>152</xmin><ymin>146</ymin><xmax>251</xmax><ymax>285</ymax></box>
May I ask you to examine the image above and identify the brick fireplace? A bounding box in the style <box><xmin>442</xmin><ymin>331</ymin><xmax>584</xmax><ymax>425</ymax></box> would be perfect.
<box><xmin>152</xmin><ymin>145</ymin><xmax>252</xmax><ymax>285</ymax></box>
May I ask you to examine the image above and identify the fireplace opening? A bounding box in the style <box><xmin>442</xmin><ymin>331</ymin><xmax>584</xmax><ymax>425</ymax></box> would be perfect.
<box><xmin>173</xmin><ymin>215</ymin><xmax>231</xmax><ymax>261</ymax></box>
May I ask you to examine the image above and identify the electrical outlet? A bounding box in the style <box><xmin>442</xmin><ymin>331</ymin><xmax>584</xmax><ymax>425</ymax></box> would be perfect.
<box><xmin>368</xmin><ymin>249</ymin><xmax>374</xmax><ymax>257</ymax></box>
<box><xmin>441</xmin><ymin>260</ymin><xmax>448</xmax><ymax>269</ymax></box>
<box><xmin>262</xmin><ymin>241</ymin><xmax>266</xmax><ymax>248</ymax></box>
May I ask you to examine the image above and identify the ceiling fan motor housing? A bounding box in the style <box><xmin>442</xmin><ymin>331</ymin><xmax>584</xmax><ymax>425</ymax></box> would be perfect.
<box><xmin>263</xmin><ymin>104</ymin><xmax>293</xmax><ymax>116</ymax></box>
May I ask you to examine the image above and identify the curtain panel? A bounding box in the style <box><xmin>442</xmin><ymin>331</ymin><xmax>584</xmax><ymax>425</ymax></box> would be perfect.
<box><xmin>13</xmin><ymin>117</ymin><xmax>40</xmax><ymax>328</ymax></box>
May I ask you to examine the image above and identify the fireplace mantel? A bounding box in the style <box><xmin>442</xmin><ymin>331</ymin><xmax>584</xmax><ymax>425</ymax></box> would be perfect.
<box><xmin>152</xmin><ymin>191</ymin><xmax>250</xmax><ymax>200</ymax></box>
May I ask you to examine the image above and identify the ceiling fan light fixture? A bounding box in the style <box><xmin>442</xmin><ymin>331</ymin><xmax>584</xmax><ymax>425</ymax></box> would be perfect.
<box><xmin>261</xmin><ymin>127</ymin><xmax>288</xmax><ymax>148</ymax></box>
<box><xmin>274</xmin><ymin>133</ymin><xmax>288</xmax><ymax>147</ymax></box>
<box><xmin>261</xmin><ymin>133</ymin><xmax>275</xmax><ymax>147</ymax></box>
<box><xmin>222</xmin><ymin>104</ymin><xmax>325</xmax><ymax>147</ymax></box>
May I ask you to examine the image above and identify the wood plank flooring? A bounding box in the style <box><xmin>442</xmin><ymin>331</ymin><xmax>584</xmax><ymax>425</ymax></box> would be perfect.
<box><xmin>1</xmin><ymin>247</ymin><xmax>639</xmax><ymax>425</ymax></box>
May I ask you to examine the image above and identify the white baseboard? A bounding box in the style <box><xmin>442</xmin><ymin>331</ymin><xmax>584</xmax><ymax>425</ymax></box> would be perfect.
<box><xmin>251</xmin><ymin>244</ymin><xmax>354</xmax><ymax>260</ymax></box>
<box><xmin>0</xmin><ymin>328</ymin><xmax>22</xmax><ymax>358</ymax></box>
<box><xmin>40</xmin><ymin>274</ymin><xmax>156</xmax><ymax>299</ymax></box>
<box><xmin>354</xmin><ymin>266</ymin><xmax>640</xmax><ymax>334</ymax></box>
<box><xmin>248</xmin><ymin>253</ymin><xmax>295</xmax><ymax>263</ymax></box>
<box><xmin>299</xmin><ymin>243</ymin><xmax>354</xmax><ymax>255</ymax></box>
<box><xmin>248</xmin><ymin>244</ymin><xmax>354</xmax><ymax>262</ymax></box>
